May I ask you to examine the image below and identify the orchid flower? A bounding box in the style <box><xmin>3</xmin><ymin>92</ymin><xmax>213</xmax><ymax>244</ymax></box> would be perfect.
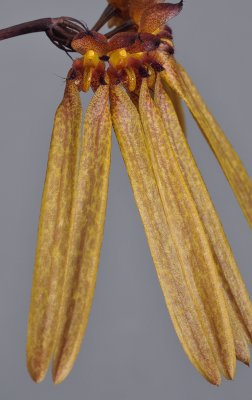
<box><xmin>0</xmin><ymin>0</ymin><xmax>251</xmax><ymax>386</ymax></box>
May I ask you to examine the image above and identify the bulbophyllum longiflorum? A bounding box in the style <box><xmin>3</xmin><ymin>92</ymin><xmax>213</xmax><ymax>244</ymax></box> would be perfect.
<box><xmin>0</xmin><ymin>0</ymin><xmax>251</xmax><ymax>386</ymax></box>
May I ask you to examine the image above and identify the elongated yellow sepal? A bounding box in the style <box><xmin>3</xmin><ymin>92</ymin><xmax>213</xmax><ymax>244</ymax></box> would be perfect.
<box><xmin>139</xmin><ymin>80</ymin><xmax>236</xmax><ymax>380</ymax></box>
<box><xmin>52</xmin><ymin>86</ymin><xmax>112</xmax><ymax>384</ymax></box>
<box><xmin>159</xmin><ymin>54</ymin><xmax>252</xmax><ymax>227</ymax></box>
<box><xmin>154</xmin><ymin>77</ymin><xmax>252</xmax><ymax>364</ymax></box>
<box><xmin>163</xmin><ymin>83</ymin><xmax>186</xmax><ymax>135</ymax></box>
<box><xmin>26</xmin><ymin>80</ymin><xmax>82</xmax><ymax>382</ymax></box>
<box><xmin>110</xmin><ymin>84</ymin><xmax>223</xmax><ymax>385</ymax></box>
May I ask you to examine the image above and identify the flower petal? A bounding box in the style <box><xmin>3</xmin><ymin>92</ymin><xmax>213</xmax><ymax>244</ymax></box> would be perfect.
<box><xmin>110</xmin><ymin>84</ymin><xmax>222</xmax><ymax>385</ymax></box>
<box><xmin>154</xmin><ymin>77</ymin><xmax>252</xmax><ymax>364</ymax></box>
<box><xmin>159</xmin><ymin>54</ymin><xmax>252</xmax><ymax>227</ymax></box>
<box><xmin>52</xmin><ymin>85</ymin><xmax>112</xmax><ymax>384</ymax></box>
<box><xmin>139</xmin><ymin>79</ymin><xmax>236</xmax><ymax>380</ymax></box>
<box><xmin>26</xmin><ymin>80</ymin><xmax>82</xmax><ymax>383</ymax></box>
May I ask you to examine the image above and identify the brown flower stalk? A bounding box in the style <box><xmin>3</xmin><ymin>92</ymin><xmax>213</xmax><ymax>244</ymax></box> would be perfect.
<box><xmin>0</xmin><ymin>0</ymin><xmax>251</xmax><ymax>386</ymax></box>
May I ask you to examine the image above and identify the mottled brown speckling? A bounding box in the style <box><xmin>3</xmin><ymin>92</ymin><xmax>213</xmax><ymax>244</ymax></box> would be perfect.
<box><xmin>52</xmin><ymin>86</ymin><xmax>112</xmax><ymax>384</ymax></box>
<box><xmin>139</xmin><ymin>80</ymin><xmax>236</xmax><ymax>381</ymax></box>
<box><xmin>159</xmin><ymin>54</ymin><xmax>252</xmax><ymax>227</ymax></box>
<box><xmin>111</xmin><ymin>85</ymin><xmax>224</xmax><ymax>385</ymax></box>
<box><xmin>1</xmin><ymin>0</ymin><xmax>250</xmax><ymax>386</ymax></box>
<box><xmin>154</xmin><ymin>77</ymin><xmax>252</xmax><ymax>364</ymax></box>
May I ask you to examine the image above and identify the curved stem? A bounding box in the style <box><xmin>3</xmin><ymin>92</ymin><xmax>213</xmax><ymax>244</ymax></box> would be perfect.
<box><xmin>0</xmin><ymin>18</ymin><xmax>53</xmax><ymax>40</ymax></box>
<box><xmin>0</xmin><ymin>17</ymin><xmax>86</xmax><ymax>52</ymax></box>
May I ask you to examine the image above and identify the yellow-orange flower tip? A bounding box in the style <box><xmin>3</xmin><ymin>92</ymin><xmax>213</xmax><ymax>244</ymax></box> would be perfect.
<box><xmin>52</xmin><ymin>365</ymin><xmax>68</xmax><ymax>385</ymax></box>
<box><xmin>226</xmin><ymin>363</ymin><xmax>236</xmax><ymax>381</ymax></box>
<box><xmin>200</xmin><ymin>367</ymin><xmax>222</xmax><ymax>387</ymax></box>
<box><xmin>27</xmin><ymin>360</ymin><xmax>47</xmax><ymax>384</ymax></box>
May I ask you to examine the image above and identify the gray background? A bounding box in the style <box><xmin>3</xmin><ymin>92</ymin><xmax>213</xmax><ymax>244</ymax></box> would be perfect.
<box><xmin>0</xmin><ymin>1</ymin><xmax>251</xmax><ymax>399</ymax></box>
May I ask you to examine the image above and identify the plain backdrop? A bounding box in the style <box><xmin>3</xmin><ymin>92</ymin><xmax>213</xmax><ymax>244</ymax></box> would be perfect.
<box><xmin>0</xmin><ymin>1</ymin><xmax>251</xmax><ymax>399</ymax></box>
